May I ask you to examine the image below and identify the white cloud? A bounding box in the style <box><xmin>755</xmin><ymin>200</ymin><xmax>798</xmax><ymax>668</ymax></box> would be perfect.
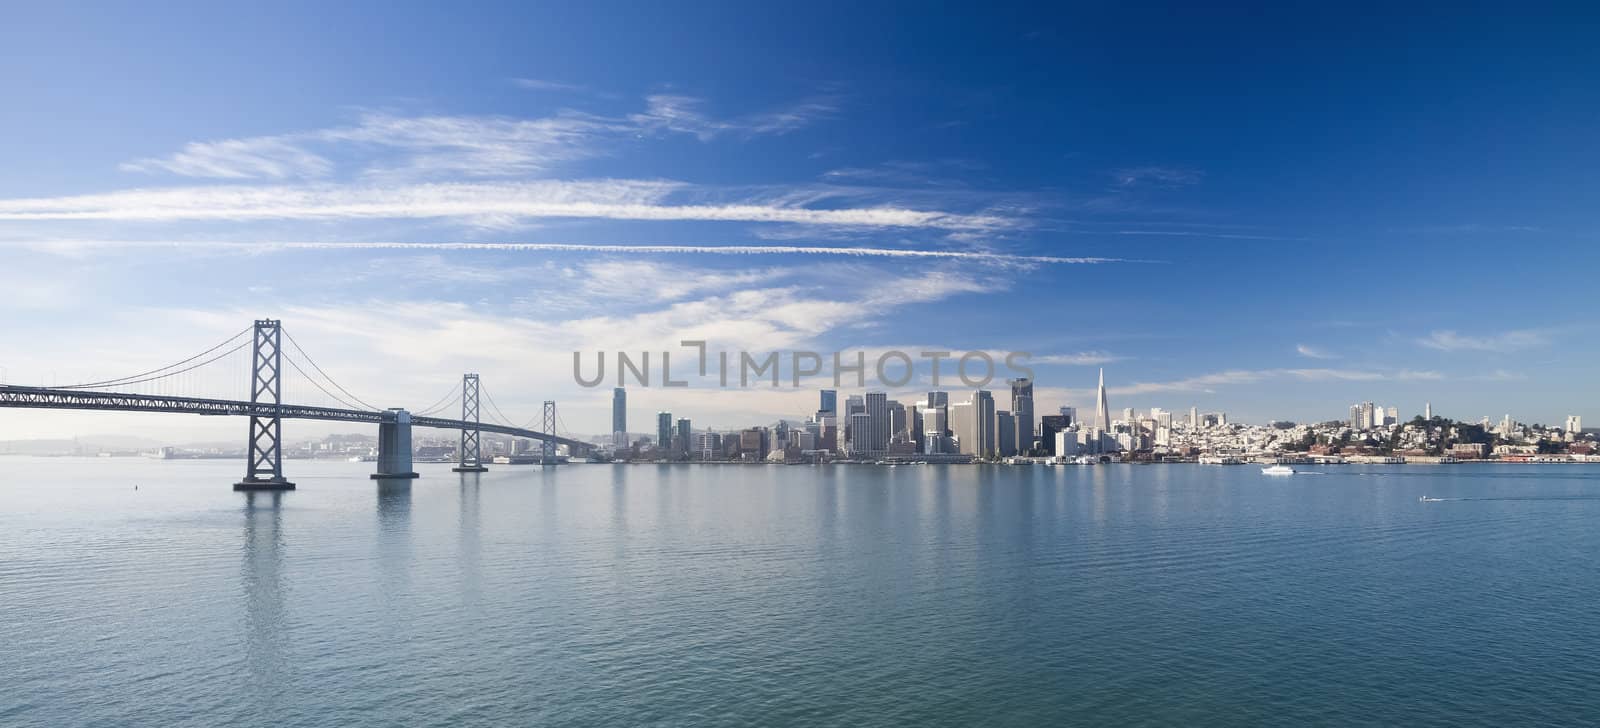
<box><xmin>11</xmin><ymin>239</ymin><xmax>1129</xmax><ymax>267</ymax></box>
<box><xmin>1109</xmin><ymin>367</ymin><xmax>1438</xmax><ymax>396</ymax></box>
<box><xmin>0</xmin><ymin>180</ymin><xmax>1014</xmax><ymax>230</ymax></box>
<box><xmin>630</xmin><ymin>94</ymin><xmax>837</xmax><ymax>141</ymax></box>
<box><xmin>1296</xmin><ymin>343</ymin><xmax>1336</xmax><ymax>359</ymax></box>
<box><xmin>120</xmin><ymin>93</ymin><xmax>836</xmax><ymax>182</ymax></box>
<box><xmin>121</xmin><ymin>112</ymin><xmax>627</xmax><ymax>181</ymax></box>
<box><xmin>1417</xmin><ymin>329</ymin><xmax>1547</xmax><ymax>352</ymax></box>
<box><xmin>1110</xmin><ymin>166</ymin><xmax>1202</xmax><ymax>188</ymax></box>
<box><xmin>120</xmin><ymin>136</ymin><xmax>334</xmax><ymax>179</ymax></box>
<box><xmin>510</xmin><ymin>78</ymin><xmax>588</xmax><ymax>92</ymax></box>
<box><xmin>1034</xmin><ymin>351</ymin><xmax>1121</xmax><ymax>366</ymax></box>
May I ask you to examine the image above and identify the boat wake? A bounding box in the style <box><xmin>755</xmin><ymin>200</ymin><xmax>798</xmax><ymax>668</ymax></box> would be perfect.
<box><xmin>1419</xmin><ymin>495</ymin><xmax>1600</xmax><ymax>503</ymax></box>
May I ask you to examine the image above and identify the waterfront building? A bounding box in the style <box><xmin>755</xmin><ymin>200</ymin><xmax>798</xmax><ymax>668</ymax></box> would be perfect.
<box><xmin>676</xmin><ymin>418</ymin><xmax>691</xmax><ymax>455</ymax></box>
<box><xmin>739</xmin><ymin>428</ymin><xmax>768</xmax><ymax>460</ymax></box>
<box><xmin>656</xmin><ymin>412</ymin><xmax>673</xmax><ymax>451</ymax></box>
<box><xmin>975</xmin><ymin>390</ymin><xmax>996</xmax><ymax>457</ymax></box>
<box><xmin>848</xmin><ymin>412</ymin><xmax>873</xmax><ymax>456</ymax></box>
<box><xmin>864</xmin><ymin>391</ymin><xmax>889</xmax><ymax>455</ymax></box>
<box><xmin>922</xmin><ymin>408</ymin><xmax>945</xmax><ymax>454</ymax></box>
<box><xmin>997</xmin><ymin>410</ymin><xmax>1016</xmax><ymax>456</ymax></box>
<box><xmin>886</xmin><ymin>399</ymin><xmax>907</xmax><ymax>441</ymax></box>
<box><xmin>949</xmin><ymin>401</ymin><xmax>973</xmax><ymax>455</ymax></box>
<box><xmin>1095</xmin><ymin>368</ymin><xmax>1111</xmax><ymax>431</ymax></box>
<box><xmin>611</xmin><ymin>387</ymin><xmax>627</xmax><ymax>449</ymax></box>
<box><xmin>1009</xmin><ymin>377</ymin><xmax>1034</xmax><ymax>455</ymax></box>
<box><xmin>1039</xmin><ymin>415</ymin><xmax>1072</xmax><ymax>455</ymax></box>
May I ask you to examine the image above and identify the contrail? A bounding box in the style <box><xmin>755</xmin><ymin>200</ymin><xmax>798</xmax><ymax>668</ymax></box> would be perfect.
<box><xmin>22</xmin><ymin>240</ymin><xmax>1143</xmax><ymax>265</ymax></box>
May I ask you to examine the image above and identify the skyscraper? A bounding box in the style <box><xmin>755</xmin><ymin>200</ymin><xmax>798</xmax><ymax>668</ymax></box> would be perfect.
<box><xmin>1095</xmin><ymin>368</ymin><xmax>1111</xmax><ymax>432</ymax></box>
<box><xmin>1567</xmin><ymin>415</ymin><xmax>1583</xmax><ymax>434</ymax></box>
<box><xmin>676</xmin><ymin>418</ymin><xmax>691</xmax><ymax>455</ymax></box>
<box><xmin>973</xmin><ymin>390</ymin><xmax>996</xmax><ymax>457</ymax></box>
<box><xmin>864</xmin><ymin>391</ymin><xmax>889</xmax><ymax>455</ymax></box>
<box><xmin>886</xmin><ymin>399</ymin><xmax>907</xmax><ymax>440</ymax></box>
<box><xmin>997</xmin><ymin>410</ymin><xmax>1016</xmax><ymax>457</ymax></box>
<box><xmin>656</xmin><ymin>412</ymin><xmax>673</xmax><ymax>451</ymax></box>
<box><xmin>611</xmin><ymin>387</ymin><xmax>627</xmax><ymax>448</ymax></box>
<box><xmin>922</xmin><ymin>407</ymin><xmax>944</xmax><ymax>454</ymax></box>
<box><xmin>1189</xmin><ymin>406</ymin><xmax>1199</xmax><ymax>429</ymax></box>
<box><xmin>848</xmin><ymin>412</ymin><xmax>872</xmax><ymax>456</ymax></box>
<box><xmin>819</xmin><ymin>389</ymin><xmax>837</xmax><ymax>417</ymax></box>
<box><xmin>1009</xmin><ymin>377</ymin><xmax>1034</xmax><ymax>455</ymax></box>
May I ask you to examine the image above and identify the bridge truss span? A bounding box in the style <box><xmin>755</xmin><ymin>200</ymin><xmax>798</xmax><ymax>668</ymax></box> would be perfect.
<box><xmin>0</xmin><ymin>385</ymin><xmax>592</xmax><ymax>452</ymax></box>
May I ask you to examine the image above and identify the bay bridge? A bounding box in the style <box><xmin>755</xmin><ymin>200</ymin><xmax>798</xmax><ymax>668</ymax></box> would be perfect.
<box><xmin>0</xmin><ymin>319</ymin><xmax>591</xmax><ymax>490</ymax></box>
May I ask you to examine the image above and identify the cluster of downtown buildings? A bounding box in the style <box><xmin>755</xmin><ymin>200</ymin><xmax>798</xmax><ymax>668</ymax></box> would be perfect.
<box><xmin>603</xmin><ymin>370</ymin><xmax>1236</xmax><ymax>463</ymax></box>
<box><xmin>598</xmin><ymin>370</ymin><xmax>1594</xmax><ymax>465</ymax></box>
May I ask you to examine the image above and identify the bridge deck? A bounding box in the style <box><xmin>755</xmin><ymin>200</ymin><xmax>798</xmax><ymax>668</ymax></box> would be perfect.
<box><xmin>0</xmin><ymin>385</ymin><xmax>589</xmax><ymax>451</ymax></box>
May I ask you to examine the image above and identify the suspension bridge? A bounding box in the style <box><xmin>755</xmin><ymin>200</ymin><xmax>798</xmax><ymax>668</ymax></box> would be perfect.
<box><xmin>0</xmin><ymin>319</ymin><xmax>591</xmax><ymax>490</ymax></box>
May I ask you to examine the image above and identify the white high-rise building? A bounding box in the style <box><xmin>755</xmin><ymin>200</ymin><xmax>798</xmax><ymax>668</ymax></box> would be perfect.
<box><xmin>1567</xmin><ymin>415</ymin><xmax>1583</xmax><ymax>434</ymax></box>
<box><xmin>973</xmin><ymin>390</ymin><xmax>996</xmax><ymax>458</ymax></box>
<box><xmin>1095</xmin><ymin>368</ymin><xmax>1111</xmax><ymax>432</ymax></box>
<box><xmin>922</xmin><ymin>408</ymin><xmax>945</xmax><ymax>454</ymax></box>
<box><xmin>1425</xmin><ymin>402</ymin><xmax>1432</xmax><ymax>420</ymax></box>
<box><xmin>1189</xmin><ymin>406</ymin><xmax>1199</xmax><ymax>429</ymax></box>
<box><xmin>1500</xmin><ymin>414</ymin><xmax>1516</xmax><ymax>435</ymax></box>
<box><xmin>949</xmin><ymin>391</ymin><xmax>997</xmax><ymax>458</ymax></box>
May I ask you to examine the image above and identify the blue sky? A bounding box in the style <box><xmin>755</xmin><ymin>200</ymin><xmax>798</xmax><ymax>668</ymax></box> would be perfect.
<box><xmin>1</xmin><ymin>2</ymin><xmax>1595</xmax><ymax>440</ymax></box>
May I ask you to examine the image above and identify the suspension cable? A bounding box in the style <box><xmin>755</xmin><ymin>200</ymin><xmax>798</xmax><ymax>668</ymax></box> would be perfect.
<box><xmin>57</xmin><ymin>325</ymin><xmax>252</xmax><ymax>389</ymax></box>
<box><xmin>478</xmin><ymin>385</ymin><xmax>525</xmax><ymax>429</ymax></box>
<box><xmin>413</xmin><ymin>381</ymin><xmax>462</xmax><ymax>417</ymax></box>
<box><xmin>280</xmin><ymin>327</ymin><xmax>383</xmax><ymax>411</ymax></box>
<box><xmin>58</xmin><ymin>339</ymin><xmax>251</xmax><ymax>390</ymax></box>
<box><xmin>281</xmin><ymin>351</ymin><xmax>371</xmax><ymax>411</ymax></box>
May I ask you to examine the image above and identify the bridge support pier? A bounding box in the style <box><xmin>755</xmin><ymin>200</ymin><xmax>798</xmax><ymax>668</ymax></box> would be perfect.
<box><xmin>371</xmin><ymin>408</ymin><xmax>420</xmax><ymax>480</ymax></box>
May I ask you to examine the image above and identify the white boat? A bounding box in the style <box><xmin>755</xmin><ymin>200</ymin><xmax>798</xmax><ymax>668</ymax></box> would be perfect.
<box><xmin>1261</xmin><ymin>465</ymin><xmax>1296</xmax><ymax>475</ymax></box>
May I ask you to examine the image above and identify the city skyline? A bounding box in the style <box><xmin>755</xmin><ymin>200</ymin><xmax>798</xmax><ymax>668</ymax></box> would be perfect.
<box><xmin>2</xmin><ymin>4</ymin><xmax>1597</xmax><ymax>441</ymax></box>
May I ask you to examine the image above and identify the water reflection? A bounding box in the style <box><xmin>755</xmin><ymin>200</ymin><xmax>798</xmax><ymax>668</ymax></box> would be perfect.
<box><xmin>240</xmin><ymin>490</ymin><xmax>286</xmax><ymax>708</ymax></box>
<box><xmin>375</xmin><ymin>480</ymin><xmax>412</xmax><ymax>594</ymax></box>
<box><xmin>458</xmin><ymin>474</ymin><xmax>482</xmax><ymax>602</ymax></box>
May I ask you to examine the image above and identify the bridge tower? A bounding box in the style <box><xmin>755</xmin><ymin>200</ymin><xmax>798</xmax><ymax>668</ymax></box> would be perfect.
<box><xmin>452</xmin><ymin>373</ymin><xmax>488</xmax><ymax>472</ymax></box>
<box><xmin>235</xmin><ymin>319</ymin><xmax>295</xmax><ymax>491</ymax></box>
<box><xmin>541</xmin><ymin>400</ymin><xmax>557</xmax><ymax>463</ymax></box>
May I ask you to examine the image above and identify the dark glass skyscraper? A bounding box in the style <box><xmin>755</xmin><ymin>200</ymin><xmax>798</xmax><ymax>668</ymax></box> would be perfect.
<box><xmin>612</xmin><ymin>387</ymin><xmax>627</xmax><ymax>447</ymax></box>
<box><xmin>1009</xmin><ymin>377</ymin><xmax>1034</xmax><ymax>454</ymax></box>
<box><xmin>657</xmin><ymin>412</ymin><xmax>673</xmax><ymax>451</ymax></box>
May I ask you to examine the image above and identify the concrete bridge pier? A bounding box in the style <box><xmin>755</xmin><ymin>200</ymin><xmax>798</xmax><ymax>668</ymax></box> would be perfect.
<box><xmin>371</xmin><ymin>408</ymin><xmax>420</xmax><ymax>480</ymax></box>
